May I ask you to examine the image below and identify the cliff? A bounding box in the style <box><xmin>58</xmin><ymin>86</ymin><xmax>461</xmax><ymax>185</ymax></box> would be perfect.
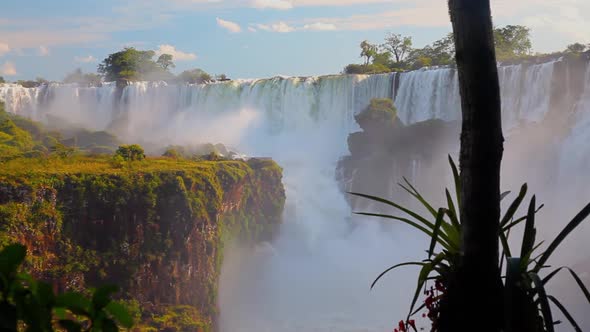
<box><xmin>0</xmin><ymin>156</ymin><xmax>285</xmax><ymax>331</ymax></box>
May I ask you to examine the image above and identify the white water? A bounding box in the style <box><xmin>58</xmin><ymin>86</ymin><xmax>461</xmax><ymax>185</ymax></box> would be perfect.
<box><xmin>1</xmin><ymin>60</ymin><xmax>589</xmax><ymax>331</ymax></box>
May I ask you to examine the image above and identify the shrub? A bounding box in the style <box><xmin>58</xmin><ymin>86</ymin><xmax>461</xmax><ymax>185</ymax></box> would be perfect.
<box><xmin>115</xmin><ymin>144</ymin><xmax>145</xmax><ymax>161</ymax></box>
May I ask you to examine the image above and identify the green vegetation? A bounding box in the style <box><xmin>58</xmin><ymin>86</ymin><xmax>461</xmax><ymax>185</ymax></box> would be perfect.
<box><xmin>0</xmin><ymin>243</ymin><xmax>133</xmax><ymax>331</ymax></box>
<box><xmin>354</xmin><ymin>98</ymin><xmax>397</xmax><ymax>131</ymax></box>
<box><xmin>351</xmin><ymin>158</ymin><xmax>590</xmax><ymax>332</ymax></box>
<box><xmin>0</xmin><ymin>153</ymin><xmax>284</xmax><ymax>331</ymax></box>
<box><xmin>344</xmin><ymin>25</ymin><xmax>588</xmax><ymax>74</ymax></box>
<box><xmin>0</xmin><ymin>102</ymin><xmax>120</xmax><ymax>160</ymax></box>
<box><xmin>115</xmin><ymin>144</ymin><xmax>145</xmax><ymax>161</ymax></box>
<box><xmin>98</xmin><ymin>47</ymin><xmax>174</xmax><ymax>82</ymax></box>
<box><xmin>177</xmin><ymin>68</ymin><xmax>212</xmax><ymax>84</ymax></box>
<box><xmin>494</xmin><ymin>25</ymin><xmax>532</xmax><ymax>61</ymax></box>
<box><xmin>0</xmin><ymin>76</ymin><xmax>5</xmax><ymax>84</ymax></box>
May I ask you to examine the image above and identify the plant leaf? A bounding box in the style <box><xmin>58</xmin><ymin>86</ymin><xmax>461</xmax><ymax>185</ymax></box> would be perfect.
<box><xmin>445</xmin><ymin>189</ymin><xmax>460</xmax><ymax>228</ymax></box>
<box><xmin>399</xmin><ymin>178</ymin><xmax>437</xmax><ymax>218</ymax></box>
<box><xmin>428</xmin><ymin>209</ymin><xmax>445</xmax><ymax>258</ymax></box>
<box><xmin>530</xmin><ymin>272</ymin><xmax>555</xmax><ymax>332</ymax></box>
<box><xmin>348</xmin><ymin>192</ymin><xmax>435</xmax><ymax>230</ymax></box>
<box><xmin>566</xmin><ymin>268</ymin><xmax>590</xmax><ymax>304</ymax></box>
<box><xmin>535</xmin><ymin>202</ymin><xmax>590</xmax><ymax>272</ymax></box>
<box><xmin>521</xmin><ymin>196</ymin><xmax>537</xmax><ymax>259</ymax></box>
<box><xmin>105</xmin><ymin>301</ymin><xmax>134</xmax><ymax>328</ymax></box>
<box><xmin>370</xmin><ymin>262</ymin><xmax>426</xmax><ymax>290</ymax></box>
<box><xmin>547</xmin><ymin>295</ymin><xmax>582</xmax><ymax>332</ymax></box>
<box><xmin>354</xmin><ymin>212</ymin><xmax>452</xmax><ymax>250</ymax></box>
<box><xmin>92</xmin><ymin>285</ymin><xmax>119</xmax><ymax>310</ymax></box>
<box><xmin>0</xmin><ymin>244</ymin><xmax>26</xmax><ymax>276</ymax></box>
<box><xmin>448</xmin><ymin>155</ymin><xmax>461</xmax><ymax>213</ymax></box>
<box><xmin>500</xmin><ymin>183</ymin><xmax>527</xmax><ymax>227</ymax></box>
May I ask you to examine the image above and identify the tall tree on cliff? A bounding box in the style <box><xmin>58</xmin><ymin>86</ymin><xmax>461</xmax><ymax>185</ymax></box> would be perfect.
<box><xmin>439</xmin><ymin>1</ymin><xmax>504</xmax><ymax>332</ymax></box>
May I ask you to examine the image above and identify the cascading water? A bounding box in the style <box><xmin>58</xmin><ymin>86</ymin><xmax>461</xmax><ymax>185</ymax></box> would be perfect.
<box><xmin>1</xmin><ymin>58</ymin><xmax>589</xmax><ymax>331</ymax></box>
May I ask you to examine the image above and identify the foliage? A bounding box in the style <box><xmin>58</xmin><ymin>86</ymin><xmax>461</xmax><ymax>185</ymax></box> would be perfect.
<box><xmin>156</xmin><ymin>54</ymin><xmax>175</xmax><ymax>70</ymax></box>
<box><xmin>114</xmin><ymin>144</ymin><xmax>145</xmax><ymax>161</ymax></box>
<box><xmin>344</xmin><ymin>63</ymin><xmax>391</xmax><ymax>75</ymax></box>
<box><xmin>97</xmin><ymin>48</ymin><xmax>173</xmax><ymax>82</ymax></box>
<box><xmin>360</xmin><ymin>40</ymin><xmax>378</xmax><ymax>65</ymax></box>
<box><xmin>216</xmin><ymin>74</ymin><xmax>230</xmax><ymax>81</ymax></box>
<box><xmin>565</xmin><ymin>43</ymin><xmax>588</xmax><ymax>54</ymax></box>
<box><xmin>0</xmin><ymin>76</ymin><xmax>5</xmax><ymax>84</ymax></box>
<box><xmin>0</xmin><ymin>155</ymin><xmax>284</xmax><ymax>331</ymax></box>
<box><xmin>351</xmin><ymin>157</ymin><xmax>590</xmax><ymax>332</ymax></box>
<box><xmin>0</xmin><ymin>102</ymin><xmax>119</xmax><ymax>160</ymax></box>
<box><xmin>345</xmin><ymin>25</ymin><xmax>538</xmax><ymax>72</ymax></box>
<box><xmin>382</xmin><ymin>33</ymin><xmax>413</xmax><ymax>63</ymax></box>
<box><xmin>177</xmin><ymin>68</ymin><xmax>212</xmax><ymax>84</ymax></box>
<box><xmin>494</xmin><ymin>25</ymin><xmax>532</xmax><ymax>61</ymax></box>
<box><xmin>354</xmin><ymin>98</ymin><xmax>397</xmax><ymax>131</ymax></box>
<box><xmin>63</xmin><ymin>69</ymin><xmax>102</xmax><ymax>86</ymax></box>
<box><xmin>0</xmin><ymin>243</ymin><xmax>134</xmax><ymax>331</ymax></box>
<box><xmin>150</xmin><ymin>305</ymin><xmax>208</xmax><ymax>332</ymax></box>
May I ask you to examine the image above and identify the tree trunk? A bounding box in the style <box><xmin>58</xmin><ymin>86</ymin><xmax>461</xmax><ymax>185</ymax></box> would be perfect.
<box><xmin>439</xmin><ymin>1</ymin><xmax>504</xmax><ymax>332</ymax></box>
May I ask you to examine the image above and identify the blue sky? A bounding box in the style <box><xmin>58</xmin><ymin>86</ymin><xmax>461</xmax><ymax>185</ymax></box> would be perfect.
<box><xmin>1</xmin><ymin>0</ymin><xmax>588</xmax><ymax>81</ymax></box>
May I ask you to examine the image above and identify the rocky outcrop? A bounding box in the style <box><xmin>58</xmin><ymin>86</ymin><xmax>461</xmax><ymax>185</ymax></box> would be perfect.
<box><xmin>0</xmin><ymin>157</ymin><xmax>285</xmax><ymax>331</ymax></box>
<box><xmin>337</xmin><ymin>98</ymin><xmax>459</xmax><ymax>212</ymax></box>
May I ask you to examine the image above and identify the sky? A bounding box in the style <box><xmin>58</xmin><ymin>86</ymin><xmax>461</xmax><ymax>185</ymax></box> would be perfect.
<box><xmin>0</xmin><ymin>0</ymin><xmax>589</xmax><ymax>81</ymax></box>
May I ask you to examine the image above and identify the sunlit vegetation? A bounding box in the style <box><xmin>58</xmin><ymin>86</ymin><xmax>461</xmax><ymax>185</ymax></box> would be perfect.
<box><xmin>352</xmin><ymin>158</ymin><xmax>590</xmax><ymax>332</ymax></box>
<box><xmin>345</xmin><ymin>25</ymin><xmax>590</xmax><ymax>74</ymax></box>
<box><xmin>0</xmin><ymin>102</ymin><xmax>120</xmax><ymax>160</ymax></box>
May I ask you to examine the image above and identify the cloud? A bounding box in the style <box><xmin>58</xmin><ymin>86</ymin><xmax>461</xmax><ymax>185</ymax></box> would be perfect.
<box><xmin>155</xmin><ymin>44</ymin><xmax>197</xmax><ymax>61</ymax></box>
<box><xmin>38</xmin><ymin>46</ymin><xmax>50</xmax><ymax>56</ymax></box>
<box><xmin>254</xmin><ymin>22</ymin><xmax>295</xmax><ymax>33</ymax></box>
<box><xmin>0</xmin><ymin>43</ymin><xmax>10</xmax><ymax>56</ymax></box>
<box><xmin>74</xmin><ymin>55</ymin><xmax>97</xmax><ymax>63</ymax></box>
<box><xmin>216</xmin><ymin>17</ymin><xmax>241</xmax><ymax>33</ymax></box>
<box><xmin>302</xmin><ymin>22</ymin><xmax>337</xmax><ymax>31</ymax></box>
<box><xmin>250</xmin><ymin>0</ymin><xmax>293</xmax><ymax>10</ymax></box>
<box><xmin>248</xmin><ymin>27</ymin><xmax>257</xmax><ymax>32</ymax></box>
<box><xmin>0</xmin><ymin>62</ymin><xmax>17</xmax><ymax>76</ymax></box>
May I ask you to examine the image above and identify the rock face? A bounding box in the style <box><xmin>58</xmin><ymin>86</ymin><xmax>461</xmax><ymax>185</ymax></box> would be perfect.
<box><xmin>0</xmin><ymin>157</ymin><xmax>285</xmax><ymax>331</ymax></box>
<box><xmin>337</xmin><ymin>98</ymin><xmax>459</xmax><ymax>212</ymax></box>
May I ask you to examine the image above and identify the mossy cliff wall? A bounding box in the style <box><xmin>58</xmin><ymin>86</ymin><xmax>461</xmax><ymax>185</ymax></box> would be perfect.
<box><xmin>0</xmin><ymin>157</ymin><xmax>285</xmax><ymax>331</ymax></box>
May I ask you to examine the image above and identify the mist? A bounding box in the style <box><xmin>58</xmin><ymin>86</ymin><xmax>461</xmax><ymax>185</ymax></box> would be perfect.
<box><xmin>1</xmin><ymin>59</ymin><xmax>589</xmax><ymax>331</ymax></box>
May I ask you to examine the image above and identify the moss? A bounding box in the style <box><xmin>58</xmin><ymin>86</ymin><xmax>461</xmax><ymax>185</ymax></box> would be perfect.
<box><xmin>0</xmin><ymin>156</ymin><xmax>285</xmax><ymax>331</ymax></box>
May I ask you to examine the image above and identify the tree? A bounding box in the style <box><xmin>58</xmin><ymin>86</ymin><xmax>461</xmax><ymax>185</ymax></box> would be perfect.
<box><xmin>382</xmin><ymin>33</ymin><xmax>413</xmax><ymax>63</ymax></box>
<box><xmin>0</xmin><ymin>76</ymin><xmax>5</xmax><ymax>84</ymax></box>
<box><xmin>156</xmin><ymin>54</ymin><xmax>175</xmax><ymax>70</ymax></box>
<box><xmin>177</xmin><ymin>69</ymin><xmax>212</xmax><ymax>84</ymax></box>
<box><xmin>360</xmin><ymin>40</ymin><xmax>378</xmax><ymax>65</ymax></box>
<box><xmin>566</xmin><ymin>42</ymin><xmax>587</xmax><ymax>53</ymax></box>
<box><xmin>115</xmin><ymin>144</ymin><xmax>145</xmax><ymax>161</ymax></box>
<box><xmin>440</xmin><ymin>1</ymin><xmax>504</xmax><ymax>332</ymax></box>
<box><xmin>98</xmin><ymin>48</ymin><xmax>162</xmax><ymax>82</ymax></box>
<box><xmin>406</xmin><ymin>33</ymin><xmax>455</xmax><ymax>69</ymax></box>
<box><xmin>216</xmin><ymin>74</ymin><xmax>230</xmax><ymax>81</ymax></box>
<box><xmin>494</xmin><ymin>25</ymin><xmax>532</xmax><ymax>60</ymax></box>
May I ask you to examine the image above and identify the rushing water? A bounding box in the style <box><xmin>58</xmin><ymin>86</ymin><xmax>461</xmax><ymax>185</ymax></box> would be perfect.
<box><xmin>1</xmin><ymin>59</ymin><xmax>590</xmax><ymax>331</ymax></box>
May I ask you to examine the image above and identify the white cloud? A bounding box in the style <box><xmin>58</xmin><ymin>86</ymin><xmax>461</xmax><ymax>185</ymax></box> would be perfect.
<box><xmin>303</xmin><ymin>22</ymin><xmax>337</xmax><ymax>31</ymax></box>
<box><xmin>216</xmin><ymin>17</ymin><xmax>241</xmax><ymax>33</ymax></box>
<box><xmin>255</xmin><ymin>22</ymin><xmax>295</xmax><ymax>33</ymax></box>
<box><xmin>155</xmin><ymin>44</ymin><xmax>197</xmax><ymax>61</ymax></box>
<box><xmin>250</xmin><ymin>0</ymin><xmax>293</xmax><ymax>10</ymax></box>
<box><xmin>74</xmin><ymin>55</ymin><xmax>97</xmax><ymax>63</ymax></box>
<box><xmin>248</xmin><ymin>27</ymin><xmax>257</xmax><ymax>32</ymax></box>
<box><xmin>38</xmin><ymin>46</ymin><xmax>50</xmax><ymax>56</ymax></box>
<box><xmin>0</xmin><ymin>43</ymin><xmax>10</xmax><ymax>56</ymax></box>
<box><xmin>0</xmin><ymin>62</ymin><xmax>17</xmax><ymax>76</ymax></box>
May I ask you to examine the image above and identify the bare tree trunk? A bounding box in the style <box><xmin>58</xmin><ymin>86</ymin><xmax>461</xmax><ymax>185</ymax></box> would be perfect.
<box><xmin>439</xmin><ymin>1</ymin><xmax>504</xmax><ymax>331</ymax></box>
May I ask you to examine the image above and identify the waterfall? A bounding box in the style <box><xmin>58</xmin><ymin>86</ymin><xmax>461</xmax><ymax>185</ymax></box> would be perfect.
<box><xmin>1</xmin><ymin>59</ymin><xmax>589</xmax><ymax>331</ymax></box>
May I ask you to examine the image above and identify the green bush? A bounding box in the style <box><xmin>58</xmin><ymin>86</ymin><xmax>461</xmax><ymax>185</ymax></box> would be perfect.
<box><xmin>115</xmin><ymin>144</ymin><xmax>145</xmax><ymax>161</ymax></box>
